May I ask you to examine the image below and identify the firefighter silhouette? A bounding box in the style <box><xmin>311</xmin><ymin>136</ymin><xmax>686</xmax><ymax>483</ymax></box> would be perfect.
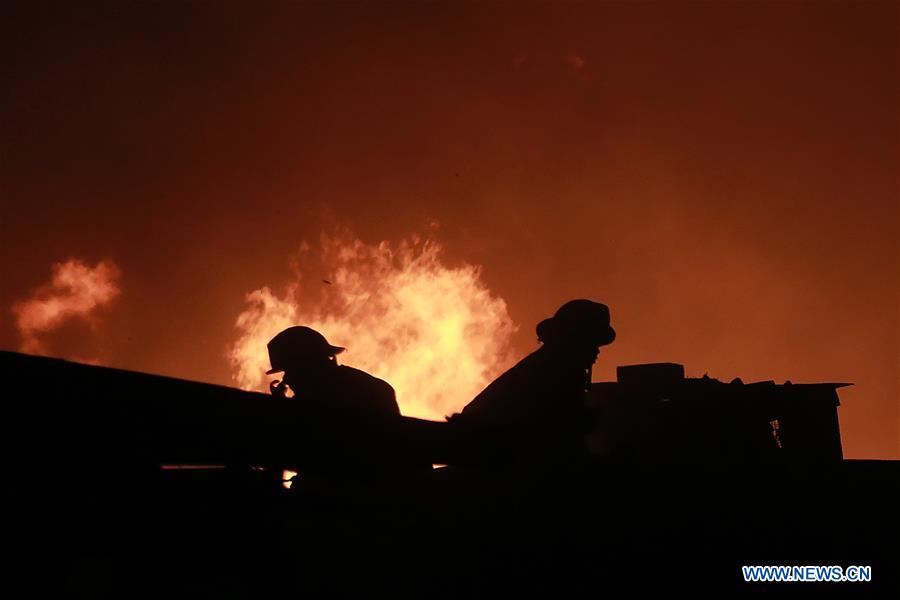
<box><xmin>266</xmin><ymin>326</ymin><xmax>424</xmax><ymax>487</ymax></box>
<box><xmin>454</xmin><ymin>299</ymin><xmax>616</xmax><ymax>470</ymax></box>
<box><xmin>267</xmin><ymin>326</ymin><xmax>400</xmax><ymax>417</ymax></box>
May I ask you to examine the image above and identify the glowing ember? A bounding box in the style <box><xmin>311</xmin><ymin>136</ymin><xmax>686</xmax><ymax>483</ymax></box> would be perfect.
<box><xmin>229</xmin><ymin>233</ymin><xmax>517</xmax><ymax>420</ymax></box>
<box><xmin>12</xmin><ymin>258</ymin><xmax>121</xmax><ymax>354</ymax></box>
<box><xmin>282</xmin><ymin>469</ymin><xmax>298</xmax><ymax>489</ymax></box>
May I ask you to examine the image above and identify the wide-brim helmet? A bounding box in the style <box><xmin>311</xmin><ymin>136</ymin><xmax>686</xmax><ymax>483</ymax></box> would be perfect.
<box><xmin>265</xmin><ymin>326</ymin><xmax>345</xmax><ymax>374</ymax></box>
<box><xmin>536</xmin><ymin>299</ymin><xmax>616</xmax><ymax>347</ymax></box>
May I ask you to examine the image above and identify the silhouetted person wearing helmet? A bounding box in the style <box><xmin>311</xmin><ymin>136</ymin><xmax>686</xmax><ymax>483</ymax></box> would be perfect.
<box><xmin>453</xmin><ymin>299</ymin><xmax>616</xmax><ymax>471</ymax></box>
<box><xmin>267</xmin><ymin>326</ymin><xmax>400</xmax><ymax>417</ymax></box>
<box><xmin>266</xmin><ymin>326</ymin><xmax>418</xmax><ymax>487</ymax></box>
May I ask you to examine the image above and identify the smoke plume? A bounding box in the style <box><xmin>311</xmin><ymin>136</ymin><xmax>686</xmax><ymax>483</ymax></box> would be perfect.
<box><xmin>12</xmin><ymin>259</ymin><xmax>121</xmax><ymax>354</ymax></box>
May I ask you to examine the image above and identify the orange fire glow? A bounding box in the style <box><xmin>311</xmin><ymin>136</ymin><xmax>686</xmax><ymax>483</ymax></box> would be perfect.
<box><xmin>229</xmin><ymin>233</ymin><xmax>518</xmax><ymax>420</ymax></box>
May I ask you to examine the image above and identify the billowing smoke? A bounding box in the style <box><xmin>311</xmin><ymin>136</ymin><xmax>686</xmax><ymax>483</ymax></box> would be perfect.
<box><xmin>229</xmin><ymin>233</ymin><xmax>517</xmax><ymax>420</ymax></box>
<box><xmin>12</xmin><ymin>259</ymin><xmax>121</xmax><ymax>354</ymax></box>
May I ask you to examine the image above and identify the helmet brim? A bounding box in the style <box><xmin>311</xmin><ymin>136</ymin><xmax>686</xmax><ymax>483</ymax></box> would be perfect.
<box><xmin>265</xmin><ymin>345</ymin><xmax>345</xmax><ymax>375</ymax></box>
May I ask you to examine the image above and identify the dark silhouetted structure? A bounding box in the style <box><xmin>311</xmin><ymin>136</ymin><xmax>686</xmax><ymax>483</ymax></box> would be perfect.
<box><xmin>587</xmin><ymin>362</ymin><xmax>848</xmax><ymax>464</ymax></box>
<box><xmin>4</xmin><ymin>349</ymin><xmax>897</xmax><ymax>597</ymax></box>
<box><xmin>452</xmin><ymin>299</ymin><xmax>616</xmax><ymax>470</ymax></box>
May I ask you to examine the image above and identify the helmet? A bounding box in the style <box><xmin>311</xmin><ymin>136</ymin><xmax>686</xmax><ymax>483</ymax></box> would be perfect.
<box><xmin>536</xmin><ymin>299</ymin><xmax>616</xmax><ymax>347</ymax></box>
<box><xmin>265</xmin><ymin>326</ymin><xmax>345</xmax><ymax>374</ymax></box>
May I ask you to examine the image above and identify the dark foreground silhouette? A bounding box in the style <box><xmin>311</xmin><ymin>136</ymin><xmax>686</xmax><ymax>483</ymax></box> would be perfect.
<box><xmin>264</xmin><ymin>325</ymin><xmax>430</xmax><ymax>486</ymax></box>
<box><xmin>450</xmin><ymin>300</ymin><xmax>616</xmax><ymax>473</ymax></box>
<box><xmin>4</xmin><ymin>350</ymin><xmax>898</xmax><ymax>597</ymax></box>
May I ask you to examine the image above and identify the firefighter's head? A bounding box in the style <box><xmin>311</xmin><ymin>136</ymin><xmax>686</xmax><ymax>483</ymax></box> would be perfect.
<box><xmin>266</xmin><ymin>326</ymin><xmax>344</xmax><ymax>391</ymax></box>
<box><xmin>536</xmin><ymin>299</ymin><xmax>616</xmax><ymax>368</ymax></box>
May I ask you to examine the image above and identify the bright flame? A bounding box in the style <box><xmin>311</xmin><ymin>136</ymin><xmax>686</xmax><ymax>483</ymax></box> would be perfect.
<box><xmin>12</xmin><ymin>258</ymin><xmax>121</xmax><ymax>354</ymax></box>
<box><xmin>229</xmin><ymin>233</ymin><xmax>517</xmax><ymax>420</ymax></box>
<box><xmin>282</xmin><ymin>469</ymin><xmax>298</xmax><ymax>489</ymax></box>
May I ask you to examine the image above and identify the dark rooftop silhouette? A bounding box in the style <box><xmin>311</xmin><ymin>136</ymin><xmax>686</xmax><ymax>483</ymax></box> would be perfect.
<box><xmin>5</xmin><ymin>349</ymin><xmax>897</xmax><ymax>596</ymax></box>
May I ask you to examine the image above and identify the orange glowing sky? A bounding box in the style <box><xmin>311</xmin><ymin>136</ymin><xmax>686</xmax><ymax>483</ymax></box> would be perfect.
<box><xmin>1</xmin><ymin>1</ymin><xmax>897</xmax><ymax>459</ymax></box>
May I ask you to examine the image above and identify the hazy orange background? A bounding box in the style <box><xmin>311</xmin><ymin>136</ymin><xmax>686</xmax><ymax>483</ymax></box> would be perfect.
<box><xmin>2</xmin><ymin>1</ymin><xmax>897</xmax><ymax>458</ymax></box>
